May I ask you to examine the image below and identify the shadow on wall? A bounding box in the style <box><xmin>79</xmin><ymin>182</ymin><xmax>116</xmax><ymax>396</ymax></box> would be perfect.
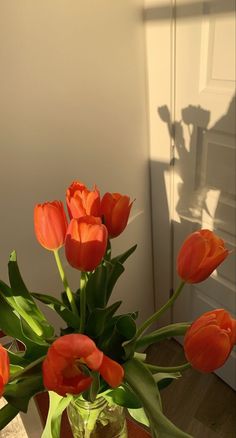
<box><xmin>151</xmin><ymin>94</ymin><xmax>236</xmax><ymax>290</ymax></box>
<box><xmin>144</xmin><ymin>0</ymin><xmax>235</xmax><ymax>22</ymax></box>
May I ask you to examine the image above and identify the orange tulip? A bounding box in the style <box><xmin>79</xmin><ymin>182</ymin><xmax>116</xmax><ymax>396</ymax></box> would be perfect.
<box><xmin>65</xmin><ymin>216</ymin><xmax>108</xmax><ymax>271</ymax></box>
<box><xmin>42</xmin><ymin>334</ymin><xmax>124</xmax><ymax>396</ymax></box>
<box><xmin>177</xmin><ymin>229</ymin><xmax>229</xmax><ymax>283</ymax></box>
<box><xmin>66</xmin><ymin>181</ymin><xmax>101</xmax><ymax>220</ymax></box>
<box><xmin>184</xmin><ymin>309</ymin><xmax>236</xmax><ymax>372</ymax></box>
<box><xmin>0</xmin><ymin>344</ymin><xmax>10</xmax><ymax>397</ymax></box>
<box><xmin>34</xmin><ymin>201</ymin><xmax>68</xmax><ymax>250</ymax></box>
<box><xmin>101</xmin><ymin>192</ymin><xmax>133</xmax><ymax>238</ymax></box>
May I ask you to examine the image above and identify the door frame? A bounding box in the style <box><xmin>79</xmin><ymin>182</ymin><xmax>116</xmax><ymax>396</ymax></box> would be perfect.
<box><xmin>145</xmin><ymin>0</ymin><xmax>175</xmax><ymax>326</ymax></box>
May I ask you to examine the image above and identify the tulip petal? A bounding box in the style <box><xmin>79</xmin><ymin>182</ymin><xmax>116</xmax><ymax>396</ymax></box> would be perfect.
<box><xmin>66</xmin><ymin>181</ymin><xmax>101</xmax><ymax>219</ymax></box>
<box><xmin>177</xmin><ymin>232</ymin><xmax>208</xmax><ymax>281</ymax></box>
<box><xmin>0</xmin><ymin>345</ymin><xmax>10</xmax><ymax>396</ymax></box>
<box><xmin>98</xmin><ymin>354</ymin><xmax>124</xmax><ymax>388</ymax></box>
<box><xmin>53</xmin><ymin>334</ymin><xmax>98</xmax><ymax>359</ymax></box>
<box><xmin>177</xmin><ymin>229</ymin><xmax>229</xmax><ymax>283</ymax></box>
<box><xmin>34</xmin><ymin>201</ymin><xmax>68</xmax><ymax>250</ymax></box>
<box><xmin>184</xmin><ymin>324</ymin><xmax>231</xmax><ymax>372</ymax></box>
<box><xmin>65</xmin><ymin>217</ymin><xmax>107</xmax><ymax>272</ymax></box>
<box><xmin>101</xmin><ymin>192</ymin><xmax>133</xmax><ymax>238</ymax></box>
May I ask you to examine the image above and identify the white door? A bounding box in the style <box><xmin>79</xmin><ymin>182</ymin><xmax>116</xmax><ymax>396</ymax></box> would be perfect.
<box><xmin>171</xmin><ymin>0</ymin><xmax>236</xmax><ymax>389</ymax></box>
<box><xmin>145</xmin><ymin>0</ymin><xmax>235</xmax><ymax>387</ymax></box>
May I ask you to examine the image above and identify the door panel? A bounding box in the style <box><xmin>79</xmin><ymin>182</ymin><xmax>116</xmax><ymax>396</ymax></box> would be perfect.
<box><xmin>172</xmin><ymin>0</ymin><xmax>236</xmax><ymax>388</ymax></box>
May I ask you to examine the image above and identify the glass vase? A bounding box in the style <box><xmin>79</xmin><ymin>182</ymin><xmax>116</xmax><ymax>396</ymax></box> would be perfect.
<box><xmin>67</xmin><ymin>396</ymin><xmax>128</xmax><ymax>438</ymax></box>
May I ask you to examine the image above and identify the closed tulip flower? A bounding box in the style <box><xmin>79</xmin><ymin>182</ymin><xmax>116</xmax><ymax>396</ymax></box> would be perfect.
<box><xmin>184</xmin><ymin>309</ymin><xmax>236</xmax><ymax>372</ymax></box>
<box><xmin>42</xmin><ymin>334</ymin><xmax>124</xmax><ymax>396</ymax></box>
<box><xmin>177</xmin><ymin>229</ymin><xmax>229</xmax><ymax>283</ymax></box>
<box><xmin>101</xmin><ymin>192</ymin><xmax>133</xmax><ymax>238</ymax></box>
<box><xmin>0</xmin><ymin>345</ymin><xmax>10</xmax><ymax>397</ymax></box>
<box><xmin>66</xmin><ymin>181</ymin><xmax>101</xmax><ymax>220</ymax></box>
<box><xmin>65</xmin><ymin>216</ymin><xmax>108</xmax><ymax>272</ymax></box>
<box><xmin>34</xmin><ymin>201</ymin><xmax>68</xmax><ymax>250</ymax></box>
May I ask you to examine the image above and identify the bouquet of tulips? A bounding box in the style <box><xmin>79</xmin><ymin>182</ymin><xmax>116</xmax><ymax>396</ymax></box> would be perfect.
<box><xmin>0</xmin><ymin>180</ymin><xmax>235</xmax><ymax>438</ymax></box>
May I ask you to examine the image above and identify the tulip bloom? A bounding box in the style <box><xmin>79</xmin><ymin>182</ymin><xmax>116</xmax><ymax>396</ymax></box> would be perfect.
<box><xmin>177</xmin><ymin>229</ymin><xmax>229</xmax><ymax>283</ymax></box>
<box><xmin>184</xmin><ymin>309</ymin><xmax>236</xmax><ymax>372</ymax></box>
<box><xmin>0</xmin><ymin>345</ymin><xmax>10</xmax><ymax>397</ymax></box>
<box><xmin>42</xmin><ymin>334</ymin><xmax>124</xmax><ymax>396</ymax></box>
<box><xmin>66</xmin><ymin>181</ymin><xmax>101</xmax><ymax>220</ymax></box>
<box><xmin>65</xmin><ymin>216</ymin><xmax>108</xmax><ymax>271</ymax></box>
<box><xmin>101</xmin><ymin>193</ymin><xmax>133</xmax><ymax>238</ymax></box>
<box><xmin>34</xmin><ymin>201</ymin><xmax>68</xmax><ymax>250</ymax></box>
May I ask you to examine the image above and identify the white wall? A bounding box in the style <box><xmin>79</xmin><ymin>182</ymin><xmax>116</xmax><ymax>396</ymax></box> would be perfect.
<box><xmin>0</xmin><ymin>1</ymin><xmax>154</xmax><ymax>329</ymax></box>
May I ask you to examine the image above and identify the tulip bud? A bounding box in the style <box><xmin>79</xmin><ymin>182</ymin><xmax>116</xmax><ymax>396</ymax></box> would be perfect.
<box><xmin>66</xmin><ymin>181</ymin><xmax>101</xmax><ymax>220</ymax></box>
<box><xmin>101</xmin><ymin>192</ymin><xmax>133</xmax><ymax>238</ymax></box>
<box><xmin>65</xmin><ymin>216</ymin><xmax>108</xmax><ymax>272</ymax></box>
<box><xmin>184</xmin><ymin>309</ymin><xmax>236</xmax><ymax>372</ymax></box>
<box><xmin>177</xmin><ymin>229</ymin><xmax>229</xmax><ymax>283</ymax></box>
<box><xmin>34</xmin><ymin>201</ymin><xmax>68</xmax><ymax>250</ymax></box>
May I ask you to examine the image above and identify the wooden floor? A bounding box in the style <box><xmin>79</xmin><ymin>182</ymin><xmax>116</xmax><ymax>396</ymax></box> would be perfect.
<box><xmin>146</xmin><ymin>339</ymin><xmax>236</xmax><ymax>438</ymax></box>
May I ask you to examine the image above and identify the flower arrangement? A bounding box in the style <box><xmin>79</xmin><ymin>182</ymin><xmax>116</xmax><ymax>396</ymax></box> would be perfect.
<box><xmin>0</xmin><ymin>180</ymin><xmax>235</xmax><ymax>438</ymax></box>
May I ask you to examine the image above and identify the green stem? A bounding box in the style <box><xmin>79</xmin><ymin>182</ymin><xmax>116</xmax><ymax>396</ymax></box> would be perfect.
<box><xmin>79</xmin><ymin>272</ymin><xmax>87</xmax><ymax>333</ymax></box>
<box><xmin>53</xmin><ymin>249</ymin><xmax>78</xmax><ymax>317</ymax></box>
<box><xmin>136</xmin><ymin>281</ymin><xmax>185</xmax><ymax>339</ymax></box>
<box><xmin>135</xmin><ymin>322</ymin><xmax>190</xmax><ymax>350</ymax></box>
<box><xmin>145</xmin><ymin>362</ymin><xmax>191</xmax><ymax>373</ymax></box>
<box><xmin>9</xmin><ymin>355</ymin><xmax>46</xmax><ymax>382</ymax></box>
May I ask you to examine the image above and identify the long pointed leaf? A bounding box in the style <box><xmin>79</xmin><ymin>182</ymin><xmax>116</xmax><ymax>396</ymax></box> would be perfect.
<box><xmin>105</xmin><ymin>262</ymin><xmax>124</xmax><ymax>304</ymax></box>
<box><xmin>4</xmin><ymin>375</ymin><xmax>44</xmax><ymax>412</ymax></box>
<box><xmin>0</xmin><ymin>403</ymin><xmax>19</xmax><ymax>430</ymax></box>
<box><xmin>8</xmin><ymin>251</ymin><xmax>54</xmax><ymax>338</ymax></box>
<box><xmin>42</xmin><ymin>392</ymin><xmax>72</xmax><ymax>438</ymax></box>
<box><xmin>32</xmin><ymin>293</ymin><xmax>80</xmax><ymax>329</ymax></box>
<box><xmin>0</xmin><ymin>295</ymin><xmax>48</xmax><ymax>359</ymax></box>
<box><xmin>124</xmin><ymin>358</ymin><xmax>192</xmax><ymax>438</ymax></box>
<box><xmin>135</xmin><ymin>323</ymin><xmax>190</xmax><ymax>350</ymax></box>
<box><xmin>111</xmin><ymin>244</ymin><xmax>137</xmax><ymax>265</ymax></box>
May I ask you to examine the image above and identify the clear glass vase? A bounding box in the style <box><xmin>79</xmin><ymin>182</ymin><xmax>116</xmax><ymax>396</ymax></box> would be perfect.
<box><xmin>67</xmin><ymin>396</ymin><xmax>128</xmax><ymax>438</ymax></box>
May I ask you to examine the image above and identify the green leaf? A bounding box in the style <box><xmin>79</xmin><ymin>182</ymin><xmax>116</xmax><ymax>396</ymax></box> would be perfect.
<box><xmin>106</xmin><ymin>385</ymin><xmax>142</xmax><ymax>409</ymax></box>
<box><xmin>105</xmin><ymin>262</ymin><xmax>124</xmax><ymax>304</ymax></box>
<box><xmin>111</xmin><ymin>244</ymin><xmax>137</xmax><ymax>265</ymax></box>
<box><xmin>7</xmin><ymin>351</ymin><xmax>30</xmax><ymax>366</ymax></box>
<box><xmin>124</xmin><ymin>358</ymin><xmax>192</xmax><ymax>438</ymax></box>
<box><xmin>0</xmin><ymin>403</ymin><xmax>19</xmax><ymax>430</ymax></box>
<box><xmin>0</xmin><ymin>280</ymin><xmax>41</xmax><ymax>337</ymax></box>
<box><xmin>86</xmin><ymin>301</ymin><xmax>122</xmax><ymax>338</ymax></box>
<box><xmin>116</xmin><ymin>315</ymin><xmax>136</xmax><ymax>339</ymax></box>
<box><xmin>42</xmin><ymin>392</ymin><xmax>72</xmax><ymax>438</ymax></box>
<box><xmin>51</xmin><ymin>395</ymin><xmax>73</xmax><ymax>438</ymax></box>
<box><xmin>86</xmin><ymin>308</ymin><xmax>108</xmax><ymax>338</ymax></box>
<box><xmin>8</xmin><ymin>251</ymin><xmax>54</xmax><ymax>338</ymax></box>
<box><xmin>86</xmin><ymin>265</ymin><xmax>108</xmax><ymax>310</ymax></box>
<box><xmin>4</xmin><ymin>375</ymin><xmax>44</xmax><ymax>412</ymax></box>
<box><xmin>83</xmin><ymin>372</ymin><xmax>100</xmax><ymax>403</ymax></box>
<box><xmin>10</xmin><ymin>364</ymin><xmax>23</xmax><ymax>377</ymax></box>
<box><xmin>153</xmin><ymin>372</ymin><xmax>181</xmax><ymax>390</ymax></box>
<box><xmin>20</xmin><ymin>319</ymin><xmax>50</xmax><ymax>347</ymax></box>
<box><xmin>135</xmin><ymin>323</ymin><xmax>190</xmax><ymax>350</ymax></box>
<box><xmin>128</xmin><ymin>407</ymin><xmax>150</xmax><ymax>428</ymax></box>
<box><xmin>99</xmin><ymin>314</ymin><xmax>137</xmax><ymax>361</ymax></box>
<box><xmin>0</xmin><ymin>295</ymin><xmax>48</xmax><ymax>359</ymax></box>
<box><xmin>134</xmin><ymin>352</ymin><xmax>147</xmax><ymax>362</ymax></box>
<box><xmin>32</xmin><ymin>292</ymin><xmax>80</xmax><ymax>329</ymax></box>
